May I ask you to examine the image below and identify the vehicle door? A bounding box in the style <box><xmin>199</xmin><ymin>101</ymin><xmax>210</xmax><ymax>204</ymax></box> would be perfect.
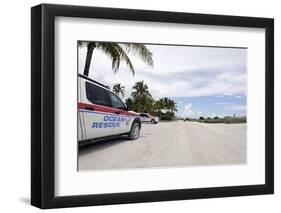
<box><xmin>82</xmin><ymin>81</ymin><xmax>114</xmax><ymax>139</ymax></box>
<box><xmin>140</xmin><ymin>113</ymin><xmax>150</xmax><ymax>122</ymax></box>
<box><xmin>108</xmin><ymin>92</ymin><xmax>132</xmax><ymax>134</ymax></box>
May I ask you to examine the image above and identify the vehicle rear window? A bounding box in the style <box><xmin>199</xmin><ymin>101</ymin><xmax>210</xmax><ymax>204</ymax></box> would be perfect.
<box><xmin>140</xmin><ymin>113</ymin><xmax>148</xmax><ymax>117</ymax></box>
<box><xmin>85</xmin><ymin>82</ymin><xmax>112</xmax><ymax>107</ymax></box>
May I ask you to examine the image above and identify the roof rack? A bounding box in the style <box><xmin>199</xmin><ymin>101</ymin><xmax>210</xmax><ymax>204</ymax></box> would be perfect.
<box><xmin>78</xmin><ymin>74</ymin><xmax>110</xmax><ymax>89</ymax></box>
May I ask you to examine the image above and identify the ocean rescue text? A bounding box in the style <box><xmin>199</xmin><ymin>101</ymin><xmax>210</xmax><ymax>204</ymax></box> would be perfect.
<box><xmin>92</xmin><ymin>115</ymin><xmax>129</xmax><ymax>128</ymax></box>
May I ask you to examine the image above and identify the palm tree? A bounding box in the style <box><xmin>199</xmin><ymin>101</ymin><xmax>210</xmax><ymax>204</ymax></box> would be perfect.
<box><xmin>157</xmin><ymin>97</ymin><xmax>177</xmax><ymax>113</ymax></box>
<box><xmin>158</xmin><ymin>97</ymin><xmax>169</xmax><ymax>112</ymax></box>
<box><xmin>125</xmin><ymin>98</ymin><xmax>134</xmax><ymax>111</ymax></box>
<box><xmin>168</xmin><ymin>99</ymin><xmax>177</xmax><ymax>113</ymax></box>
<box><xmin>131</xmin><ymin>81</ymin><xmax>152</xmax><ymax>112</ymax></box>
<box><xmin>112</xmin><ymin>83</ymin><xmax>125</xmax><ymax>97</ymax></box>
<box><xmin>78</xmin><ymin>41</ymin><xmax>154</xmax><ymax>76</ymax></box>
<box><xmin>153</xmin><ymin>99</ymin><xmax>164</xmax><ymax>113</ymax></box>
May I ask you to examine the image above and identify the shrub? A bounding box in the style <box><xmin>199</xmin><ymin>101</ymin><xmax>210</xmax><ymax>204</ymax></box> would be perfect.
<box><xmin>160</xmin><ymin>115</ymin><xmax>173</xmax><ymax>121</ymax></box>
<box><xmin>197</xmin><ymin>116</ymin><xmax>246</xmax><ymax>124</ymax></box>
<box><xmin>224</xmin><ymin>116</ymin><xmax>246</xmax><ymax>124</ymax></box>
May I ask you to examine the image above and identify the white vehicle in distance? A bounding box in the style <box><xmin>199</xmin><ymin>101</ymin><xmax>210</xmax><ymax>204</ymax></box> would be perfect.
<box><xmin>78</xmin><ymin>74</ymin><xmax>141</xmax><ymax>146</ymax></box>
<box><xmin>139</xmin><ymin>113</ymin><xmax>159</xmax><ymax>124</ymax></box>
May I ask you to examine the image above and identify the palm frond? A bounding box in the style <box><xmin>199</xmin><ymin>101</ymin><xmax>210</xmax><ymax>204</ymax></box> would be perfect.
<box><xmin>112</xmin><ymin>83</ymin><xmax>125</xmax><ymax>97</ymax></box>
<box><xmin>78</xmin><ymin>41</ymin><xmax>89</xmax><ymax>48</ymax></box>
<box><xmin>121</xmin><ymin>43</ymin><xmax>154</xmax><ymax>67</ymax></box>
<box><xmin>96</xmin><ymin>42</ymin><xmax>135</xmax><ymax>75</ymax></box>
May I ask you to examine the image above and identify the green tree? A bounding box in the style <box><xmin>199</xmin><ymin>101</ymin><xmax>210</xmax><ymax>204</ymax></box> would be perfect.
<box><xmin>153</xmin><ymin>100</ymin><xmax>163</xmax><ymax>112</ymax></box>
<box><xmin>158</xmin><ymin>98</ymin><xmax>166</xmax><ymax>111</ymax></box>
<box><xmin>112</xmin><ymin>83</ymin><xmax>125</xmax><ymax>97</ymax></box>
<box><xmin>167</xmin><ymin>99</ymin><xmax>177</xmax><ymax>113</ymax></box>
<box><xmin>125</xmin><ymin>98</ymin><xmax>134</xmax><ymax>111</ymax></box>
<box><xmin>131</xmin><ymin>81</ymin><xmax>152</xmax><ymax>112</ymax></box>
<box><xmin>79</xmin><ymin>41</ymin><xmax>154</xmax><ymax>76</ymax></box>
<box><xmin>158</xmin><ymin>97</ymin><xmax>177</xmax><ymax>113</ymax></box>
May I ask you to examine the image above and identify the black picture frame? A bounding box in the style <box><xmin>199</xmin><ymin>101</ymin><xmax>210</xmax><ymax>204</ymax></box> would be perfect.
<box><xmin>31</xmin><ymin>3</ymin><xmax>274</xmax><ymax>209</ymax></box>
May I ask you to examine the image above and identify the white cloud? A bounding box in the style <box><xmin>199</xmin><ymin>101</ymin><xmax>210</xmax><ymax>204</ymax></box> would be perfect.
<box><xmin>180</xmin><ymin>103</ymin><xmax>202</xmax><ymax>118</ymax></box>
<box><xmin>211</xmin><ymin>113</ymin><xmax>217</xmax><ymax>118</ymax></box>
<box><xmin>78</xmin><ymin>43</ymin><xmax>247</xmax><ymax>99</ymax></box>
<box><xmin>214</xmin><ymin>102</ymin><xmax>229</xmax><ymax>105</ymax></box>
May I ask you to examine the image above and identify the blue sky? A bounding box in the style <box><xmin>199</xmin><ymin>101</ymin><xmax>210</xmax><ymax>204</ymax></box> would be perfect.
<box><xmin>79</xmin><ymin>42</ymin><xmax>247</xmax><ymax>118</ymax></box>
<box><xmin>173</xmin><ymin>95</ymin><xmax>246</xmax><ymax>118</ymax></box>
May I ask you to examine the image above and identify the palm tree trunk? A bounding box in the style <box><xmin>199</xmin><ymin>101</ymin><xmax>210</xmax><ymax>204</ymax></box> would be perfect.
<box><xmin>83</xmin><ymin>42</ymin><xmax>96</xmax><ymax>76</ymax></box>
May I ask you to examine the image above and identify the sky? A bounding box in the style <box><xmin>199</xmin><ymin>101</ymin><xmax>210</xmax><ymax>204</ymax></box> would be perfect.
<box><xmin>78</xmin><ymin>42</ymin><xmax>247</xmax><ymax>118</ymax></box>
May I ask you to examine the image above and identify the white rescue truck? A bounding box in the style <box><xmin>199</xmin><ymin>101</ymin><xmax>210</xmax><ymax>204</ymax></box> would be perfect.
<box><xmin>78</xmin><ymin>74</ymin><xmax>141</xmax><ymax>146</ymax></box>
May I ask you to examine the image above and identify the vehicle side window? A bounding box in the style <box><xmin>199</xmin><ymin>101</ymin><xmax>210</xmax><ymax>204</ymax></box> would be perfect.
<box><xmin>85</xmin><ymin>82</ymin><xmax>112</xmax><ymax>107</ymax></box>
<box><xmin>109</xmin><ymin>92</ymin><xmax>126</xmax><ymax>110</ymax></box>
<box><xmin>140</xmin><ymin>113</ymin><xmax>148</xmax><ymax>117</ymax></box>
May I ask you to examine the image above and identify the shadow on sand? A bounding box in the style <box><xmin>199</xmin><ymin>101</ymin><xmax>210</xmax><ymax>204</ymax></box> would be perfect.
<box><xmin>79</xmin><ymin>135</ymin><xmax>143</xmax><ymax>156</ymax></box>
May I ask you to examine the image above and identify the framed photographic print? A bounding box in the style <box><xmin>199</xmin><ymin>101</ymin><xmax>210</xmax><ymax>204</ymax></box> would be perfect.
<box><xmin>31</xmin><ymin>4</ymin><xmax>274</xmax><ymax>209</ymax></box>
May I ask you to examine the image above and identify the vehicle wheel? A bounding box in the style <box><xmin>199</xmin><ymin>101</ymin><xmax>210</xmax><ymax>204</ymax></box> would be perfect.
<box><xmin>128</xmin><ymin>122</ymin><xmax>140</xmax><ymax>140</ymax></box>
<box><xmin>151</xmin><ymin>119</ymin><xmax>156</xmax><ymax>124</ymax></box>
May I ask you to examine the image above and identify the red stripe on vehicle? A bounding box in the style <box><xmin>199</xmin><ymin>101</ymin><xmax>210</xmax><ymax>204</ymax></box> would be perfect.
<box><xmin>78</xmin><ymin>102</ymin><xmax>139</xmax><ymax>117</ymax></box>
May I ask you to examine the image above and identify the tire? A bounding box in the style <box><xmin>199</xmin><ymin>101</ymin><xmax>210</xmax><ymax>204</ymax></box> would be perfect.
<box><xmin>151</xmin><ymin>119</ymin><xmax>156</xmax><ymax>124</ymax></box>
<box><xmin>128</xmin><ymin>122</ymin><xmax>140</xmax><ymax>140</ymax></box>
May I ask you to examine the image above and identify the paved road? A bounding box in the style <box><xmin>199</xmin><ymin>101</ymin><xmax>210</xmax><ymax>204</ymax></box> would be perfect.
<box><xmin>78</xmin><ymin>121</ymin><xmax>246</xmax><ymax>170</ymax></box>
